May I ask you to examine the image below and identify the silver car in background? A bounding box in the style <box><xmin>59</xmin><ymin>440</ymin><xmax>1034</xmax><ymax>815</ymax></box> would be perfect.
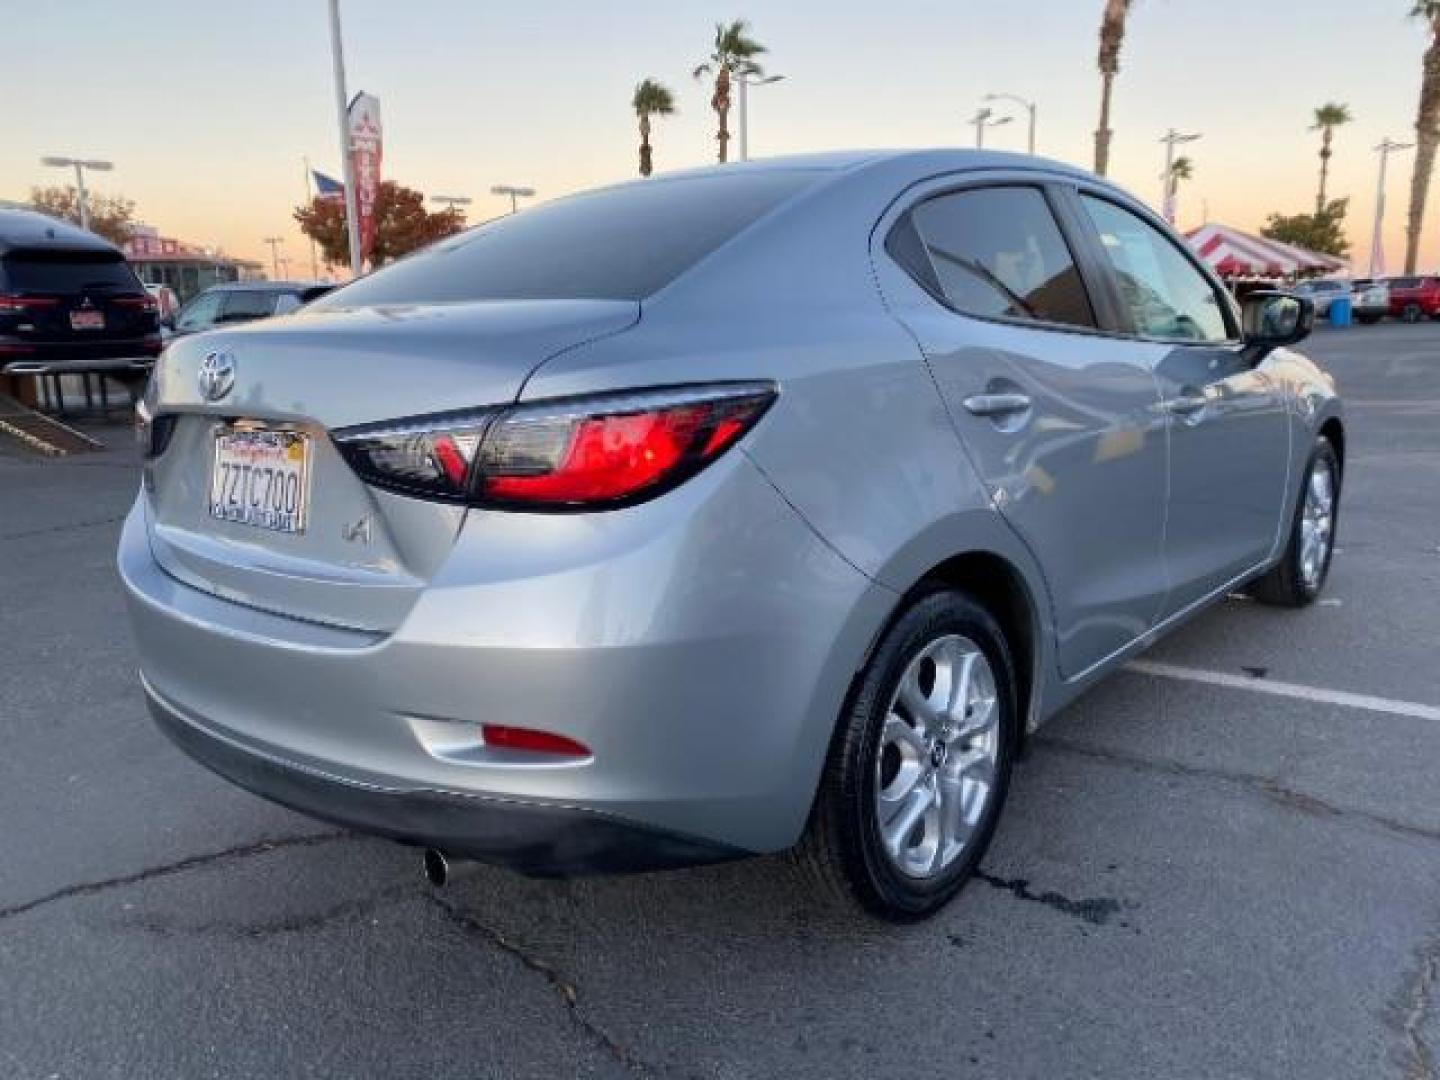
<box><xmin>120</xmin><ymin>151</ymin><xmax>1342</xmax><ymax>920</ymax></box>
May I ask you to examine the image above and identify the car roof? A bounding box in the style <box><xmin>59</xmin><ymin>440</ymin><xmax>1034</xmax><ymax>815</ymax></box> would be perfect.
<box><xmin>0</xmin><ymin>208</ymin><xmax>123</xmax><ymax>257</ymax></box>
<box><xmin>202</xmin><ymin>281</ymin><xmax>330</xmax><ymax>293</ymax></box>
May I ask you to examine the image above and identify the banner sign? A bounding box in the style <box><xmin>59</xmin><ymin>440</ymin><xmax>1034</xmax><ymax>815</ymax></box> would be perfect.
<box><xmin>347</xmin><ymin>93</ymin><xmax>383</xmax><ymax>263</ymax></box>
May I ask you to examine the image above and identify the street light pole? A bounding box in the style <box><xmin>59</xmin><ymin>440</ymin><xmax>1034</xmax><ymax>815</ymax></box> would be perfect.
<box><xmin>968</xmin><ymin>108</ymin><xmax>1012</xmax><ymax>149</ymax></box>
<box><xmin>1370</xmin><ymin>137</ymin><xmax>1415</xmax><ymax>278</ymax></box>
<box><xmin>40</xmin><ymin>156</ymin><xmax>113</xmax><ymax>232</ymax></box>
<box><xmin>262</xmin><ymin>236</ymin><xmax>284</xmax><ymax>279</ymax></box>
<box><xmin>984</xmin><ymin>93</ymin><xmax>1037</xmax><ymax>154</ymax></box>
<box><xmin>1159</xmin><ymin>128</ymin><xmax>1202</xmax><ymax>224</ymax></box>
<box><xmin>490</xmin><ymin>185</ymin><xmax>536</xmax><ymax>214</ymax></box>
<box><xmin>736</xmin><ymin>72</ymin><xmax>784</xmax><ymax>162</ymax></box>
<box><xmin>327</xmin><ymin>0</ymin><xmax>363</xmax><ymax>278</ymax></box>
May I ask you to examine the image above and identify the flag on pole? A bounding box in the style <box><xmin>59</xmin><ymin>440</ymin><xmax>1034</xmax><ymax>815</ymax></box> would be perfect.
<box><xmin>312</xmin><ymin>170</ymin><xmax>345</xmax><ymax>199</ymax></box>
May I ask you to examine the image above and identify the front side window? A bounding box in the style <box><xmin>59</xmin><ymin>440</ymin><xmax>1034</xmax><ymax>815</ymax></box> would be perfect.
<box><xmin>1080</xmin><ymin>195</ymin><xmax>1231</xmax><ymax>342</ymax></box>
<box><xmin>895</xmin><ymin>186</ymin><xmax>1097</xmax><ymax>329</ymax></box>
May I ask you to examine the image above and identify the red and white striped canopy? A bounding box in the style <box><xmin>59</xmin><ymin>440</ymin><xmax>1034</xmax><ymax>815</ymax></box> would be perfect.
<box><xmin>1185</xmin><ymin>223</ymin><xmax>1347</xmax><ymax>278</ymax></box>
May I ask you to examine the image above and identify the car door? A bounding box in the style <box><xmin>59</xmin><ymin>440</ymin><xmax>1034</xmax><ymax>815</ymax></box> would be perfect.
<box><xmin>879</xmin><ymin>179</ymin><xmax>1169</xmax><ymax>679</ymax></box>
<box><xmin>1071</xmin><ymin>191</ymin><xmax>1291</xmax><ymax>616</ymax></box>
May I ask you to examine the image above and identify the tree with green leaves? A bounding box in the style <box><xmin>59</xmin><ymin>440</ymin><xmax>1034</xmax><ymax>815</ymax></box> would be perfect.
<box><xmin>632</xmin><ymin>79</ymin><xmax>676</xmax><ymax>178</ymax></box>
<box><xmin>1261</xmin><ymin>198</ymin><xmax>1352</xmax><ymax>258</ymax></box>
<box><xmin>1166</xmin><ymin>155</ymin><xmax>1194</xmax><ymax>221</ymax></box>
<box><xmin>693</xmin><ymin>20</ymin><xmax>767</xmax><ymax>163</ymax></box>
<box><xmin>1405</xmin><ymin>2</ymin><xmax>1440</xmax><ymax>273</ymax></box>
<box><xmin>294</xmin><ymin>181</ymin><xmax>464</xmax><ymax>269</ymax></box>
<box><xmin>1310</xmin><ymin>103</ymin><xmax>1352</xmax><ymax>214</ymax></box>
<box><xmin>28</xmin><ymin>185</ymin><xmax>136</xmax><ymax>246</ymax></box>
<box><xmin>1094</xmin><ymin>0</ymin><xmax>1133</xmax><ymax>176</ymax></box>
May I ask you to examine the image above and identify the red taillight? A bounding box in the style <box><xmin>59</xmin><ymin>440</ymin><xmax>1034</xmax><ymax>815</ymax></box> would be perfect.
<box><xmin>333</xmin><ymin>383</ymin><xmax>776</xmax><ymax>510</ymax></box>
<box><xmin>0</xmin><ymin>295</ymin><xmax>59</xmax><ymax>311</ymax></box>
<box><xmin>480</xmin><ymin>724</ymin><xmax>591</xmax><ymax>758</ymax></box>
<box><xmin>113</xmin><ymin>295</ymin><xmax>159</xmax><ymax>312</ymax></box>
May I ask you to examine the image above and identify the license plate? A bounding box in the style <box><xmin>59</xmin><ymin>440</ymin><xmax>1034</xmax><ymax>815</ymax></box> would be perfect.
<box><xmin>70</xmin><ymin>309</ymin><xmax>104</xmax><ymax>330</ymax></box>
<box><xmin>209</xmin><ymin>429</ymin><xmax>311</xmax><ymax>534</ymax></box>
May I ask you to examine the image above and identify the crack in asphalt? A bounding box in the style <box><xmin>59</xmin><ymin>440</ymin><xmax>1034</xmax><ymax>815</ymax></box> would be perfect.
<box><xmin>1036</xmin><ymin>736</ymin><xmax>1440</xmax><ymax>846</ymax></box>
<box><xmin>0</xmin><ymin>513</ymin><xmax>128</xmax><ymax>542</ymax></box>
<box><xmin>974</xmin><ymin>871</ymin><xmax>1126</xmax><ymax>926</ymax></box>
<box><xmin>1396</xmin><ymin>931</ymin><xmax>1440</xmax><ymax>1080</ymax></box>
<box><xmin>425</xmin><ymin>892</ymin><xmax>657</xmax><ymax>1077</ymax></box>
<box><xmin>0</xmin><ymin>831</ymin><xmax>353</xmax><ymax>922</ymax></box>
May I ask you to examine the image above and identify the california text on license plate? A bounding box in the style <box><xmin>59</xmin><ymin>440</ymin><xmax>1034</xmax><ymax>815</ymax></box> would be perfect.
<box><xmin>209</xmin><ymin>429</ymin><xmax>311</xmax><ymax>534</ymax></box>
<box><xmin>70</xmin><ymin>309</ymin><xmax>104</xmax><ymax>330</ymax></box>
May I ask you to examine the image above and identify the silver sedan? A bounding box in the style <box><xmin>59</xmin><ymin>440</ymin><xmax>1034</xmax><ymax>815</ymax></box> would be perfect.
<box><xmin>120</xmin><ymin>150</ymin><xmax>1342</xmax><ymax>920</ymax></box>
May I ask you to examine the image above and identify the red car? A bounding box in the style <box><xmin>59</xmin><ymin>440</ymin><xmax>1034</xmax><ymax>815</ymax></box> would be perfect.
<box><xmin>1387</xmin><ymin>275</ymin><xmax>1440</xmax><ymax>321</ymax></box>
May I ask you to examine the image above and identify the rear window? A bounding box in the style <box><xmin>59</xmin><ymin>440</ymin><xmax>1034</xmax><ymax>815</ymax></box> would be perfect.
<box><xmin>313</xmin><ymin>171</ymin><xmax>817</xmax><ymax>307</ymax></box>
<box><xmin>0</xmin><ymin>251</ymin><xmax>141</xmax><ymax>294</ymax></box>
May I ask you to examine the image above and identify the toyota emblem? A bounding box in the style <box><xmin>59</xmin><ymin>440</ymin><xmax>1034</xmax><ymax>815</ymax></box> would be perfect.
<box><xmin>197</xmin><ymin>350</ymin><xmax>236</xmax><ymax>402</ymax></box>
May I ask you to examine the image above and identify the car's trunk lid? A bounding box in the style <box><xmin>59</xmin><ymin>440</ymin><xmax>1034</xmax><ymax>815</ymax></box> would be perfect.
<box><xmin>143</xmin><ymin>299</ymin><xmax>639</xmax><ymax>632</ymax></box>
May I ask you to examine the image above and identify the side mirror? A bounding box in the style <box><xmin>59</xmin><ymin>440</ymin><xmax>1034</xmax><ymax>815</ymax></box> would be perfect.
<box><xmin>1240</xmin><ymin>291</ymin><xmax>1314</xmax><ymax>351</ymax></box>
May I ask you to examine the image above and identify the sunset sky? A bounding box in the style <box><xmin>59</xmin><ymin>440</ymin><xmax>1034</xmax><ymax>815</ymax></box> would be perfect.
<box><xmin>5</xmin><ymin>0</ymin><xmax>1430</xmax><ymax>275</ymax></box>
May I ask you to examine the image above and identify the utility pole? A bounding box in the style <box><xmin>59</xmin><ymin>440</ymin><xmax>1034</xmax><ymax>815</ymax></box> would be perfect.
<box><xmin>40</xmin><ymin>156</ymin><xmax>113</xmax><ymax>232</ymax></box>
<box><xmin>968</xmin><ymin>107</ymin><xmax>1012</xmax><ymax>149</ymax></box>
<box><xmin>328</xmin><ymin>0</ymin><xmax>363</xmax><ymax>277</ymax></box>
<box><xmin>490</xmin><ymin>185</ymin><xmax>535</xmax><ymax>214</ymax></box>
<box><xmin>1159</xmin><ymin>128</ymin><xmax>1202</xmax><ymax>224</ymax></box>
<box><xmin>736</xmin><ymin>72</ymin><xmax>785</xmax><ymax>161</ymax></box>
<box><xmin>984</xmin><ymin>93</ymin><xmax>1037</xmax><ymax>155</ymax></box>
<box><xmin>1370</xmin><ymin>137</ymin><xmax>1414</xmax><ymax>278</ymax></box>
<box><xmin>430</xmin><ymin>194</ymin><xmax>473</xmax><ymax>220</ymax></box>
<box><xmin>262</xmin><ymin>236</ymin><xmax>284</xmax><ymax>279</ymax></box>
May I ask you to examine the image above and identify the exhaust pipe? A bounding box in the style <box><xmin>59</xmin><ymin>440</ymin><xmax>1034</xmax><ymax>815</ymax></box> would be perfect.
<box><xmin>423</xmin><ymin>848</ymin><xmax>450</xmax><ymax>888</ymax></box>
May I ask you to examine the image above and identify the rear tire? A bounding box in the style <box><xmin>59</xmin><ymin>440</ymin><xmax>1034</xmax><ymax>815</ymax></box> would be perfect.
<box><xmin>1250</xmin><ymin>438</ymin><xmax>1340</xmax><ymax>607</ymax></box>
<box><xmin>796</xmin><ymin>589</ymin><xmax>1017</xmax><ymax>921</ymax></box>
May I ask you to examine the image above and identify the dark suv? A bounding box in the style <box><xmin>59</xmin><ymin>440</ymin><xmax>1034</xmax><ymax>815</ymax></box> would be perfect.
<box><xmin>1386</xmin><ymin>275</ymin><xmax>1440</xmax><ymax>321</ymax></box>
<box><xmin>0</xmin><ymin>210</ymin><xmax>160</xmax><ymax>370</ymax></box>
<box><xmin>169</xmin><ymin>281</ymin><xmax>335</xmax><ymax>339</ymax></box>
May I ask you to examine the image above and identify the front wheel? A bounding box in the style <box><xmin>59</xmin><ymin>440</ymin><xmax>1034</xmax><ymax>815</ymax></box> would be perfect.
<box><xmin>1250</xmin><ymin>438</ymin><xmax>1341</xmax><ymax>607</ymax></box>
<box><xmin>1403</xmin><ymin>302</ymin><xmax>1424</xmax><ymax>323</ymax></box>
<box><xmin>796</xmin><ymin>590</ymin><xmax>1017</xmax><ymax>921</ymax></box>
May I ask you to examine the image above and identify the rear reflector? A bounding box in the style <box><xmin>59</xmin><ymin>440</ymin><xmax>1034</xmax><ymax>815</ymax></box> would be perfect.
<box><xmin>333</xmin><ymin>382</ymin><xmax>776</xmax><ymax>510</ymax></box>
<box><xmin>480</xmin><ymin>724</ymin><xmax>591</xmax><ymax>758</ymax></box>
<box><xmin>0</xmin><ymin>295</ymin><xmax>59</xmax><ymax>311</ymax></box>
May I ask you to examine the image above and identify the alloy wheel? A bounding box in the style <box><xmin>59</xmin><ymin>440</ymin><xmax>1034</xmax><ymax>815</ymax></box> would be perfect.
<box><xmin>1300</xmin><ymin>458</ymin><xmax>1336</xmax><ymax>589</ymax></box>
<box><xmin>873</xmin><ymin>634</ymin><xmax>1000</xmax><ymax>879</ymax></box>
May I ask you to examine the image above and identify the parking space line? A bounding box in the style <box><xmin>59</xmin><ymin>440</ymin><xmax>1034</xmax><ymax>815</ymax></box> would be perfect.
<box><xmin>1125</xmin><ymin>660</ymin><xmax>1440</xmax><ymax>722</ymax></box>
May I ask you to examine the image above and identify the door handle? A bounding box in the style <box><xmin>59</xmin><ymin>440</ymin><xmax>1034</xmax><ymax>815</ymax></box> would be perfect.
<box><xmin>1162</xmin><ymin>390</ymin><xmax>1208</xmax><ymax>417</ymax></box>
<box><xmin>962</xmin><ymin>392</ymin><xmax>1033</xmax><ymax>418</ymax></box>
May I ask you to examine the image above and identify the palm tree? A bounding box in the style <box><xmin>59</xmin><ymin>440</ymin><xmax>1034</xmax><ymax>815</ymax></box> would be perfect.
<box><xmin>1093</xmin><ymin>0</ymin><xmax>1133</xmax><ymax>176</ymax></box>
<box><xmin>1405</xmin><ymin>2</ymin><xmax>1440</xmax><ymax>273</ymax></box>
<box><xmin>1162</xmin><ymin>154</ymin><xmax>1194</xmax><ymax>223</ymax></box>
<box><xmin>1310</xmin><ymin>102</ymin><xmax>1353</xmax><ymax>214</ymax></box>
<box><xmin>693</xmin><ymin>19</ymin><xmax>767</xmax><ymax>163</ymax></box>
<box><xmin>632</xmin><ymin>79</ymin><xmax>676</xmax><ymax>178</ymax></box>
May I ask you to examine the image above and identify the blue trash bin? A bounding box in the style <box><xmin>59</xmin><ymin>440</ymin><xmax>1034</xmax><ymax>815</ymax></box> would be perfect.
<box><xmin>1328</xmin><ymin>295</ymin><xmax>1353</xmax><ymax>327</ymax></box>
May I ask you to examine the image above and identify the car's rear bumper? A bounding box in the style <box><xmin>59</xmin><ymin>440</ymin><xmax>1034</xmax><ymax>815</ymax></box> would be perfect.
<box><xmin>119</xmin><ymin>456</ymin><xmax>893</xmax><ymax>861</ymax></box>
<box><xmin>144</xmin><ymin>676</ymin><xmax>744</xmax><ymax>875</ymax></box>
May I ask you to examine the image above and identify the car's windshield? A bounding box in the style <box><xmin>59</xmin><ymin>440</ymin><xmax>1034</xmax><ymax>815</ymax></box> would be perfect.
<box><xmin>311</xmin><ymin>170</ymin><xmax>819</xmax><ymax>308</ymax></box>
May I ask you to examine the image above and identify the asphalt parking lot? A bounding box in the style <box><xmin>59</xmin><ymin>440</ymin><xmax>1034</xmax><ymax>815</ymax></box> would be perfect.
<box><xmin>1</xmin><ymin>322</ymin><xmax>1437</xmax><ymax>1080</ymax></box>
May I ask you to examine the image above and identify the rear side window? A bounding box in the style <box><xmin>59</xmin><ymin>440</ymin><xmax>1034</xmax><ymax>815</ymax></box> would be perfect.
<box><xmin>0</xmin><ymin>251</ymin><xmax>140</xmax><ymax>293</ymax></box>
<box><xmin>891</xmin><ymin>186</ymin><xmax>1097</xmax><ymax>329</ymax></box>
<box><xmin>221</xmin><ymin>291</ymin><xmax>278</xmax><ymax>320</ymax></box>
<box><xmin>313</xmin><ymin>171</ymin><xmax>817</xmax><ymax>307</ymax></box>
